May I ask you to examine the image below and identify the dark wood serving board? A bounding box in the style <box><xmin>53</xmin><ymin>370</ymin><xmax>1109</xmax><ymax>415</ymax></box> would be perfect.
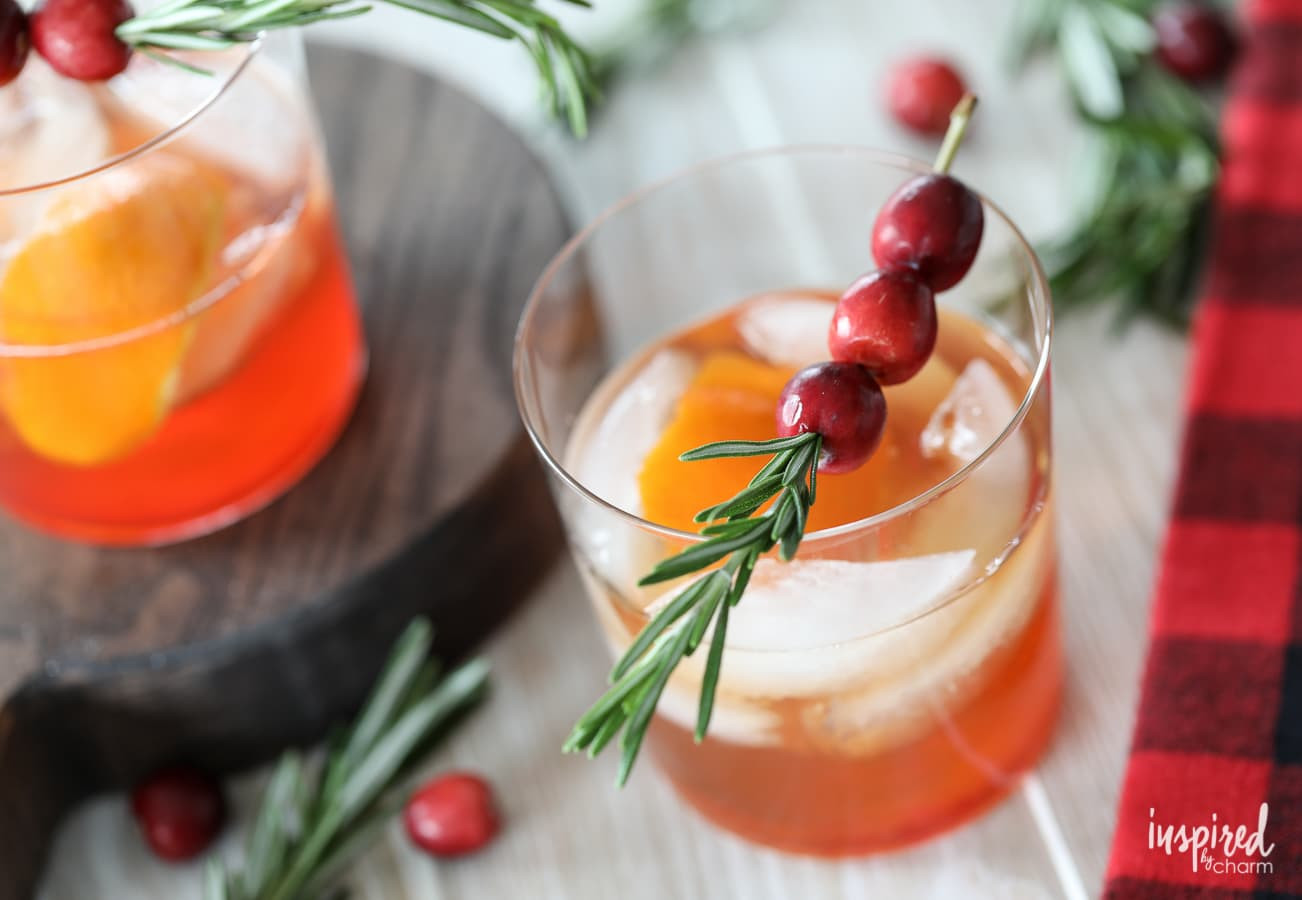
<box><xmin>0</xmin><ymin>45</ymin><xmax>570</xmax><ymax>899</ymax></box>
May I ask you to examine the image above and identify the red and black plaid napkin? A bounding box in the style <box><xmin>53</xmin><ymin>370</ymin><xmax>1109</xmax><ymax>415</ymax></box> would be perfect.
<box><xmin>1103</xmin><ymin>1</ymin><xmax>1302</xmax><ymax>896</ymax></box>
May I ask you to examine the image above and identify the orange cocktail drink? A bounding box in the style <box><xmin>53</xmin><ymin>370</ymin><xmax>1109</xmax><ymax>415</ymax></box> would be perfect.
<box><xmin>516</xmin><ymin>148</ymin><xmax>1057</xmax><ymax>854</ymax></box>
<box><xmin>0</xmin><ymin>37</ymin><xmax>362</xmax><ymax>544</ymax></box>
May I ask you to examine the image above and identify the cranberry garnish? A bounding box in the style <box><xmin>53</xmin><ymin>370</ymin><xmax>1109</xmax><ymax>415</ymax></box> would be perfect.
<box><xmin>776</xmin><ymin>362</ymin><xmax>886</xmax><ymax>475</ymax></box>
<box><xmin>871</xmin><ymin>172</ymin><xmax>984</xmax><ymax>292</ymax></box>
<box><xmin>828</xmin><ymin>269</ymin><xmax>937</xmax><ymax>385</ymax></box>
<box><xmin>30</xmin><ymin>0</ymin><xmax>133</xmax><ymax>81</ymax></box>
<box><xmin>129</xmin><ymin>765</ymin><xmax>226</xmax><ymax>862</ymax></box>
<box><xmin>405</xmin><ymin>772</ymin><xmax>500</xmax><ymax>857</ymax></box>
<box><xmin>1153</xmin><ymin>3</ymin><xmax>1235</xmax><ymax>83</ymax></box>
<box><xmin>0</xmin><ymin>0</ymin><xmax>29</xmax><ymax>87</ymax></box>
<box><xmin>886</xmin><ymin>57</ymin><xmax>967</xmax><ymax>136</ymax></box>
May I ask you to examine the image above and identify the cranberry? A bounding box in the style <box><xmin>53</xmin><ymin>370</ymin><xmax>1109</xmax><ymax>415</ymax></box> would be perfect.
<box><xmin>405</xmin><ymin>772</ymin><xmax>500</xmax><ymax>857</ymax></box>
<box><xmin>129</xmin><ymin>766</ymin><xmax>226</xmax><ymax>862</ymax></box>
<box><xmin>30</xmin><ymin>0</ymin><xmax>133</xmax><ymax>81</ymax></box>
<box><xmin>0</xmin><ymin>0</ymin><xmax>28</xmax><ymax>87</ymax></box>
<box><xmin>776</xmin><ymin>362</ymin><xmax>886</xmax><ymax>475</ymax></box>
<box><xmin>871</xmin><ymin>173</ymin><xmax>984</xmax><ymax>292</ymax></box>
<box><xmin>828</xmin><ymin>269</ymin><xmax>936</xmax><ymax>385</ymax></box>
<box><xmin>886</xmin><ymin>57</ymin><xmax>967</xmax><ymax>136</ymax></box>
<box><xmin>1153</xmin><ymin>4</ymin><xmax>1235</xmax><ymax>83</ymax></box>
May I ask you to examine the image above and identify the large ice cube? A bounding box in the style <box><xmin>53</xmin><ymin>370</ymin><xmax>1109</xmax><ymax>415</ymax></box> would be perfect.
<box><xmin>107</xmin><ymin>51</ymin><xmax>305</xmax><ymax>189</ymax></box>
<box><xmin>656</xmin><ymin>678</ymin><xmax>781</xmax><ymax>747</ymax></box>
<box><xmin>909</xmin><ymin>358</ymin><xmax>1032</xmax><ymax>559</ymax></box>
<box><xmin>722</xmin><ymin>552</ymin><xmax>977</xmax><ymax>652</ymax></box>
<box><xmin>0</xmin><ymin>60</ymin><xmax>110</xmax><ymax>238</ymax></box>
<box><xmin>797</xmin><ymin>359</ymin><xmax>1046</xmax><ymax>755</ymax></box>
<box><xmin>566</xmin><ymin>348</ymin><xmax>696</xmax><ymax>516</ymax></box>
<box><xmin>736</xmin><ymin>294</ymin><xmax>835</xmax><ymax>368</ymax></box>
<box><xmin>563</xmin><ymin>349</ymin><xmax>697</xmax><ymax>591</ymax></box>
<box><xmin>806</xmin><ymin>512</ymin><xmax>1053</xmax><ymax>755</ymax></box>
<box><xmin>921</xmin><ymin>358</ymin><xmax>1020</xmax><ymax>464</ymax></box>
<box><xmin>651</xmin><ymin>550</ymin><xmax>977</xmax><ymax>698</ymax></box>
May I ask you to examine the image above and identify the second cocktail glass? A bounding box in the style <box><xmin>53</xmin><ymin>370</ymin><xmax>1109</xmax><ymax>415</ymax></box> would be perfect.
<box><xmin>0</xmin><ymin>34</ymin><xmax>363</xmax><ymax>545</ymax></box>
<box><xmin>516</xmin><ymin>147</ymin><xmax>1057</xmax><ymax>855</ymax></box>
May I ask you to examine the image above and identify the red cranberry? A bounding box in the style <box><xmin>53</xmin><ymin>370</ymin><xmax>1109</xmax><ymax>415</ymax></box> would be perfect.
<box><xmin>871</xmin><ymin>173</ymin><xmax>984</xmax><ymax>292</ymax></box>
<box><xmin>776</xmin><ymin>362</ymin><xmax>886</xmax><ymax>475</ymax></box>
<box><xmin>30</xmin><ymin>0</ymin><xmax>133</xmax><ymax>81</ymax></box>
<box><xmin>1153</xmin><ymin>4</ymin><xmax>1235</xmax><ymax>83</ymax></box>
<box><xmin>828</xmin><ymin>269</ymin><xmax>937</xmax><ymax>385</ymax></box>
<box><xmin>0</xmin><ymin>0</ymin><xmax>29</xmax><ymax>87</ymax></box>
<box><xmin>405</xmin><ymin>772</ymin><xmax>500</xmax><ymax>857</ymax></box>
<box><xmin>886</xmin><ymin>57</ymin><xmax>967</xmax><ymax>136</ymax></box>
<box><xmin>129</xmin><ymin>766</ymin><xmax>226</xmax><ymax>862</ymax></box>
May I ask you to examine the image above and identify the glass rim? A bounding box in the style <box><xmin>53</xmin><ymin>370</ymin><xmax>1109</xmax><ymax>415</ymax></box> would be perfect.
<box><xmin>513</xmin><ymin>143</ymin><xmax>1054</xmax><ymax>544</ymax></box>
<box><xmin>0</xmin><ymin>41</ymin><xmax>266</xmax><ymax>359</ymax></box>
<box><xmin>0</xmin><ymin>42</ymin><xmax>259</xmax><ymax>199</ymax></box>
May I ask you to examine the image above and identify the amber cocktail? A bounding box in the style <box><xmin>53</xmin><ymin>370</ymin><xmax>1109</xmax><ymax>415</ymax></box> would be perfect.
<box><xmin>516</xmin><ymin>147</ymin><xmax>1057</xmax><ymax>854</ymax></box>
<box><xmin>0</xmin><ymin>34</ymin><xmax>362</xmax><ymax>544</ymax></box>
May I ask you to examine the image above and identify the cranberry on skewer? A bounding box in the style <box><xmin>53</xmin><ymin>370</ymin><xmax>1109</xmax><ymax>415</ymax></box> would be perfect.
<box><xmin>828</xmin><ymin>269</ymin><xmax>937</xmax><ymax>386</ymax></box>
<box><xmin>0</xmin><ymin>0</ymin><xmax>28</xmax><ymax>87</ymax></box>
<box><xmin>872</xmin><ymin>94</ymin><xmax>984</xmax><ymax>293</ymax></box>
<box><xmin>776</xmin><ymin>362</ymin><xmax>886</xmax><ymax>475</ymax></box>
<box><xmin>30</xmin><ymin>0</ymin><xmax>133</xmax><ymax>81</ymax></box>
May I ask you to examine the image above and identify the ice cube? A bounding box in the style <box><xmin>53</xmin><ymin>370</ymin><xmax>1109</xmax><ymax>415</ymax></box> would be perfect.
<box><xmin>736</xmin><ymin>294</ymin><xmax>835</xmax><ymax>368</ymax></box>
<box><xmin>566</xmin><ymin>348</ymin><xmax>696</xmax><ymax>516</ymax></box>
<box><xmin>563</xmin><ymin>349</ymin><xmax>697</xmax><ymax>590</ymax></box>
<box><xmin>176</xmin><ymin>216</ymin><xmax>303</xmax><ymax>402</ymax></box>
<box><xmin>589</xmin><ymin>580</ymin><xmax>781</xmax><ymax>746</ymax></box>
<box><xmin>806</xmin><ymin>512</ymin><xmax>1053</xmax><ymax>755</ymax></box>
<box><xmin>909</xmin><ymin>359</ymin><xmax>1032</xmax><ymax>559</ymax></box>
<box><xmin>721</xmin><ymin>552</ymin><xmax>977</xmax><ymax>652</ymax></box>
<box><xmin>656</xmin><ymin>678</ymin><xmax>781</xmax><ymax>747</ymax></box>
<box><xmin>921</xmin><ymin>358</ymin><xmax>1018</xmax><ymax>464</ymax></box>
<box><xmin>649</xmin><ymin>550</ymin><xmax>977</xmax><ymax>698</ymax></box>
<box><xmin>0</xmin><ymin>60</ymin><xmax>110</xmax><ymax>238</ymax></box>
<box><xmin>107</xmin><ymin>51</ymin><xmax>306</xmax><ymax>189</ymax></box>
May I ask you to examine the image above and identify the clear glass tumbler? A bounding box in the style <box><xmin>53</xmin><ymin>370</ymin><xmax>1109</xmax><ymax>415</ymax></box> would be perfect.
<box><xmin>515</xmin><ymin>147</ymin><xmax>1056</xmax><ymax>856</ymax></box>
<box><xmin>0</xmin><ymin>34</ymin><xmax>364</xmax><ymax>545</ymax></box>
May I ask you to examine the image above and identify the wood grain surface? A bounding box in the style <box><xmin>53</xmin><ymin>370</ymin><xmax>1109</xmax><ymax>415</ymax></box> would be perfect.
<box><xmin>2</xmin><ymin>45</ymin><xmax>569</xmax><ymax>900</ymax></box>
<box><xmin>40</xmin><ymin>0</ymin><xmax>1194</xmax><ymax>896</ymax></box>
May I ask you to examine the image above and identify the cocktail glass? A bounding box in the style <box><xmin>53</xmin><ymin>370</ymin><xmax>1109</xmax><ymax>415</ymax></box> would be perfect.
<box><xmin>0</xmin><ymin>33</ymin><xmax>363</xmax><ymax>545</ymax></box>
<box><xmin>515</xmin><ymin>147</ymin><xmax>1057</xmax><ymax>855</ymax></box>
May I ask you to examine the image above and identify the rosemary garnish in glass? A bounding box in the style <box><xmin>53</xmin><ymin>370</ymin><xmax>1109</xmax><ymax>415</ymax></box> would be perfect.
<box><xmin>564</xmin><ymin>431</ymin><xmax>822</xmax><ymax>785</ymax></box>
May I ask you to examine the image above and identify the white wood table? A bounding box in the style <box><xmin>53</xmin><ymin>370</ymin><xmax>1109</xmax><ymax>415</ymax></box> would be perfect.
<box><xmin>38</xmin><ymin>1</ymin><xmax>1191</xmax><ymax>896</ymax></box>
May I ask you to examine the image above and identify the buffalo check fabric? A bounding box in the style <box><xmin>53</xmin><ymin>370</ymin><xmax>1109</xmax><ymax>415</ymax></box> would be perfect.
<box><xmin>1103</xmin><ymin>2</ymin><xmax>1302</xmax><ymax>896</ymax></box>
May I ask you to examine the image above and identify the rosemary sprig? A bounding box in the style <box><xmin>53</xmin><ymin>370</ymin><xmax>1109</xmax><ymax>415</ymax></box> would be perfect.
<box><xmin>203</xmin><ymin>618</ymin><xmax>490</xmax><ymax>900</ymax></box>
<box><xmin>564</xmin><ymin>430</ymin><xmax>821</xmax><ymax>786</ymax></box>
<box><xmin>1011</xmin><ymin>0</ymin><xmax>1221</xmax><ymax>327</ymax></box>
<box><xmin>117</xmin><ymin>0</ymin><xmax>598</xmax><ymax>135</ymax></box>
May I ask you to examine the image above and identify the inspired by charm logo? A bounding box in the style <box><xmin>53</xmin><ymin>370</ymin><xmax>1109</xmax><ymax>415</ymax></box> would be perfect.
<box><xmin>1148</xmin><ymin>804</ymin><xmax>1276</xmax><ymax>874</ymax></box>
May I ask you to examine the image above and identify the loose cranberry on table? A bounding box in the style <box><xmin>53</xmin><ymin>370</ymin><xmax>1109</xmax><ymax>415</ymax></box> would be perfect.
<box><xmin>1153</xmin><ymin>3</ymin><xmax>1236</xmax><ymax>83</ymax></box>
<box><xmin>886</xmin><ymin>57</ymin><xmax>967</xmax><ymax>136</ymax></box>
<box><xmin>0</xmin><ymin>0</ymin><xmax>28</xmax><ymax>87</ymax></box>
<box><xmin>776</xmin><ymin>362</ymin><xmax>886</xmax><ymax>475</ymax></box>
<box><xmin>405</xmin><ymin>771</ymin><xmax>500</xmax><ymax>858</ymax></box>
<box><xmin>130</xmin><ymin>765</ymin><xmax>226</xmax><ymax>862</ymax></box>
<box><xmin>828</xmin><ymin>269</ymin><xmax>937</xmax><ymax>386</ymax></box>
<box><xmin>30</xmin><ymin>0</ymin><xmax>133</xmax><ymax>81</ymax></box>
